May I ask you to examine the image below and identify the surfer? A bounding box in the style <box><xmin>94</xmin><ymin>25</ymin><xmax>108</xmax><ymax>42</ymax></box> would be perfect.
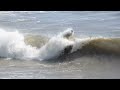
<box><xmin>62</xmin><ymin>29</ymin><xmax>74</xmax><ymax>39</ymax></box>
<box><xmin>61</xmin><ymin>29</ymin><xmax>74</xmax><ymax>55</ymax></box>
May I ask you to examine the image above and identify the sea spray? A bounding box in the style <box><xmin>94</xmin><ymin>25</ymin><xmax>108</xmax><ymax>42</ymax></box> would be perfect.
<box><xmin>38</xmin><ymin>28</ymin><xmax>75</xmax><ymax>60</ymax></box>
<box><xmin>0</xmin><ymin>28</ymin><xmax>120</xmax><ymax>61</ymax></box>
<box><xmin>0</xmin><ymin>28</ymin><xmax>39</xmax><ymax>59</ymax></box>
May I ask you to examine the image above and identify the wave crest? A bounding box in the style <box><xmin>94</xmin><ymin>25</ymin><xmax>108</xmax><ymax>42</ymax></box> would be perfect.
<box><xmin>0</xmin><ymin>28</ymin><xmax>120</xmax><ymax>61</ymax></box>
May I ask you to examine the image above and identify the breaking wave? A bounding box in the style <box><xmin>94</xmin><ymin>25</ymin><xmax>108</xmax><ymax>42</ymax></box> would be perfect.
<box><xmin>0</xmin><ymin>28</ymin><xmax>120</xmax><ymax>61</ymax></box>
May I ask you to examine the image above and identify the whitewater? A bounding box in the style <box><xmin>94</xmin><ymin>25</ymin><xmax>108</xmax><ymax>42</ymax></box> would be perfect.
<box><xmin>0</xmin><ymin>28</ymin><xmax>71</xmax><ymax>59</ymax></box>
<box><xmin>0</xmin><ymin>27</ymin><xmax>120</xmax><ymax>62</ymax></box>
<box><xmin>0</xmin><ymin>27</ymin><xmax>92</xmax><ymax>61</ymax></box>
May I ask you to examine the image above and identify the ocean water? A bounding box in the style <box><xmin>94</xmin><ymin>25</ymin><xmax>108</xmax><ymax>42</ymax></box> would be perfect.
<box><xmin>0</xmin><ymin>11</ymin><xmax>120</xmax><ymax>79</ymax></box>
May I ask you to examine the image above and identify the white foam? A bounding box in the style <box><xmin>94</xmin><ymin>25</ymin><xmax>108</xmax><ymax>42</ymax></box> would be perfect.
<box><xmin>37</xmin><ymin>28</ymin><xmax>75</xmax><ymax>60</ymax></box>
<box><xmin>0</xmin><ymin>28</ymin><xmax>39</xmax><ymax>60</ymax></box>
<box><xmin>0</xmin><ymin>28</ymin><xmax>93</xmax><ymax>61</ymax></box>
<box><xmin>38</xmin><ymin>35</ymin><xmax>74</xmax><ymax>60</ymax></box>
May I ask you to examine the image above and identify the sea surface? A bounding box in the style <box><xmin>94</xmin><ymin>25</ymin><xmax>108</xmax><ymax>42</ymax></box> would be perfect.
<box><xmin>0</xmin><ymin>11</ymin><xmax>120</xmax><ymax>79</ymax></box>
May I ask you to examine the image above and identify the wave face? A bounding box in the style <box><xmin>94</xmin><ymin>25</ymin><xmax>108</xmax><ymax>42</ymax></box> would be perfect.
<box><xmin>79</xmin><ymin>38</ymin><xmax>120</xmax><ymax>56</ymax></box>
<box><xmin>0</xmin><ymin>28</ymin><xmax>120</xmax><ymax>61</ymax></box>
